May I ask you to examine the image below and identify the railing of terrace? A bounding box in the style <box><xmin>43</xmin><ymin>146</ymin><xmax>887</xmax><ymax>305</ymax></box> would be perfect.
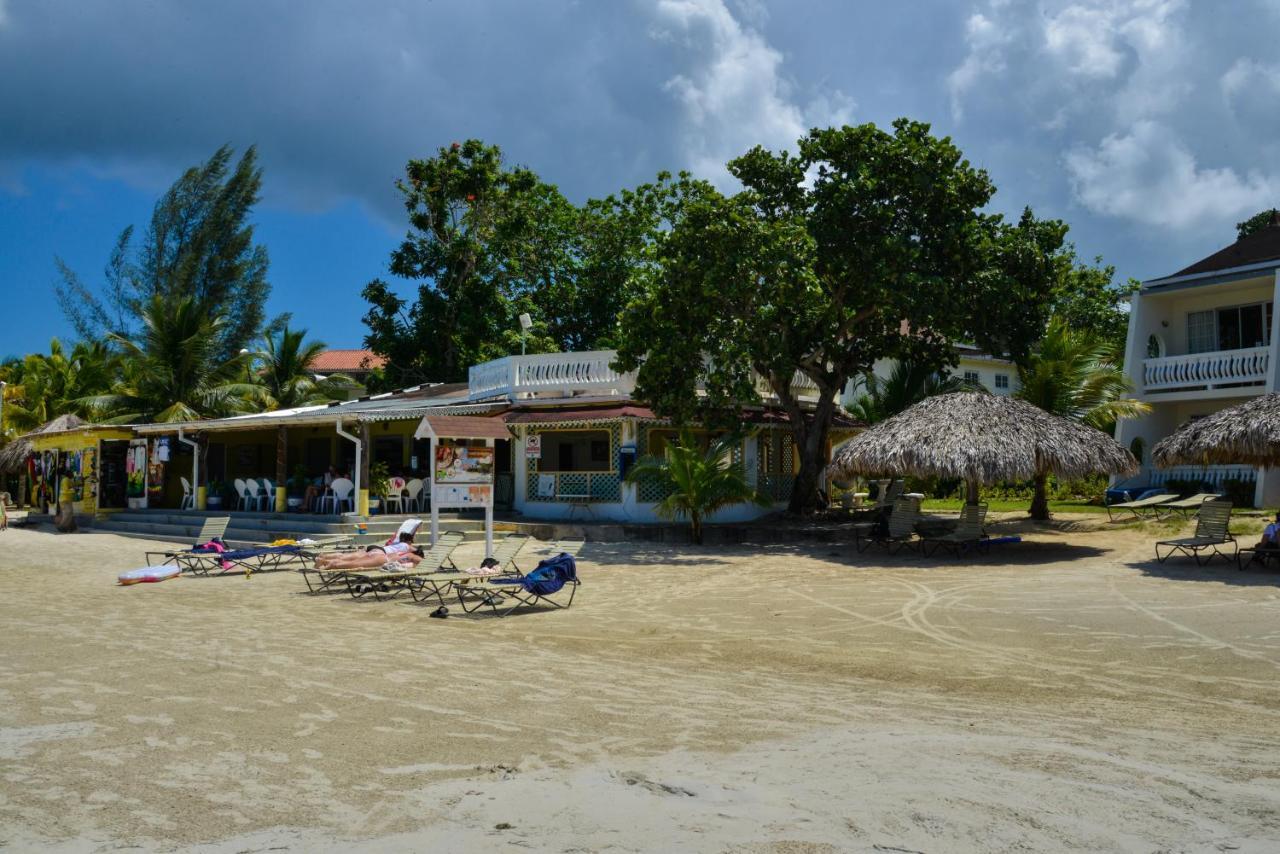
<box><xmin>1143</xmin><ymin>346</ymin><xmax>1270</xmax><ymax>392</ymax></box>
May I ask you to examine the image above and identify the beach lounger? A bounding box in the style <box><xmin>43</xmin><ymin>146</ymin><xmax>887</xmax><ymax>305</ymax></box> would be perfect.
<box><xmin>1106</xmin><ymin>493</ymin><xmax>1177</xmax><ymax>522</ymax></box>
<box><xmin>405</xmin><ymin>534</ymin><xmax>560</xmax><ymax>606</ymax></box>
<box><xmin>453</xmin><ymin>552</ymin><xmax>580</xmax><ymax>617</ymax></box>
<box><xmin>339</xmin><ymin>531</ymin><xmax>466</xmax><ymax>601</ymax></box>
<box><xmin>1154</xmin><ymin>499</ymin><xmax>1236</xmax><ymax>565</ymax></box>
<box><xmin>144</xmin><ymin>516</ymin><xmax>231</xmax><ymax>565</ymax></box>
<box><xmin>489</xmin><ymin>533</ymin><xmax>531</xmax><ymax>573</ymax></box>
<box><xmin>855</xmin><ymin>497</ymin><xmax>920</xmax><ymax>554</ymax></box>
<box><xmin>1154</xmin><ymin>493</ymin><xmax>1221</xmax><ymax>520</ymax></box>
<box><xmin>174</xmin><ymin>544</ymin><xmax>309</xmax><ymax>577</ymax></box>
<box><xmin>922</xmin><ymin>503</ymin><xmax>989</xmax><ymax>557</ymax></box>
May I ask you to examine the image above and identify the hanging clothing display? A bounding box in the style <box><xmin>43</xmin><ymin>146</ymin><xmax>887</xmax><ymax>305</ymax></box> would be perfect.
<box><xmin>127</xmin><ymin>440</ymin><xmax>147</xmax><ymax>501</ymax></box>
<box><xmin>147</xmin><ymin>438</ymin><xmax>166</xmax><ymax>502</ymax></box>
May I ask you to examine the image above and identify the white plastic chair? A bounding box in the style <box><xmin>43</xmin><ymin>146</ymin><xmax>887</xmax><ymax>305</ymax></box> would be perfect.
<box><xmin>404</xmin><ymin>478</ymin><xmax>424</xmax><ymax>512</ymax></box>
<box><xmin>324</xmin><ymin>477</ymin><xmax>355</xmax><ymax>514</ymax></box>
<box><xmin>180</xmin><ymin>476</ymin><xmax>194</xmax><ymax>510</ymax></box>
<box><xmin>234</xmin><ymin>478</ymin><xmax>249</xmax><ymax>510</ymax></box>
<box><xmin>243</xmin><ymin>479</ymin><xmax>263</xmax><ymax>512</ymax></box>
<box><xmin>384</xmin><ymin>476</ymin><xmax>407</xmax><ymax>513</ymax></box>
<box><xmin>260</xmin><ymin>478</ymin><xmax>275</xmax><ymax>512</ymax></box>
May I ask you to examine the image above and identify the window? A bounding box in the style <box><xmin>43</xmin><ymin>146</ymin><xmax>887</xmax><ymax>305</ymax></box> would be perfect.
<box><xmin>1189</xmin><ymin>302</ymin><xmax>1273</xmax><ymax>353</ymax></box>
<box><xmin>1186</xmin><ymin>310</ymin><xmax>1215</xmax><ymax>353</ymax></box>
<box><xmin>537</xmin><ymin>430</ymin><xmax>613</xmax><ymax>472</ymax></box>
<box><xmin>963</xmin><ymin>370</ymin><xmax>981</xmax><ymax>386</ymax></box>
<box><xmin>994</xmin><ymin>374</ymin><xmax>1009</xmax><ymax>390</ymax></box>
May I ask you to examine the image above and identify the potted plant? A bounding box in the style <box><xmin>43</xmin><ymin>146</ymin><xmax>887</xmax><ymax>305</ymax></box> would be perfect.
<box><xmin>286</xmin><ymin>464</ymin><xmax>310</xmax><ymax>511</ymax></box>
<box><xmin>368</xmin><ymin>461</ymin><xmax>390</xmax><ymax>514</ymax></box>
<box><xmin>206</xmin><ymin>479</ymin><xmax>226</xmax><ymax>510</ymax></box>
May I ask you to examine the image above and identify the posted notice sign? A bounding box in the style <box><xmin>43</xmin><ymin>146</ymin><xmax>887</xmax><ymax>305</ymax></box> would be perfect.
<box><xmin>525</xmin><ymin>433</ymin><xmax>542</xmax><ymax>459</ymax></box>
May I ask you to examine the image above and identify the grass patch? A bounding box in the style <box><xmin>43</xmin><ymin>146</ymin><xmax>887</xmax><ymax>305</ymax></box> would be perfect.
<box><xmin>920</xmin><ymin>498</ymin><xmax>1110</xmax><ymax>514</ymax></box>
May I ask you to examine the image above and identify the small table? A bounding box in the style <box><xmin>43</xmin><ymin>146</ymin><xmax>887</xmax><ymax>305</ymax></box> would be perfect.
<box><xmin>560</xmin><ymin>494</ymin><xmax>594</xmax><ymax>520</ymax></box>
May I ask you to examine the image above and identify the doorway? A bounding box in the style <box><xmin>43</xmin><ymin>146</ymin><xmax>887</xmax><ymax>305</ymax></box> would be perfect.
<box><xmin>99</xmin><ymin>440</ymin><xmax>129</xmax><ymax>509</ymax></box>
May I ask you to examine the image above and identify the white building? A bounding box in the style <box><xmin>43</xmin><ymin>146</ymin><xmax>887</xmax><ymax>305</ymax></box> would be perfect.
<box><xmin>842</xmin><ymin>345</ymin><xmax>1020</xmax><ymax>406</ymax></box>
<box><xmin>1115</xmin><ymin>218</ymin><xmax>1280</xmax><ymax>506</ymax></box>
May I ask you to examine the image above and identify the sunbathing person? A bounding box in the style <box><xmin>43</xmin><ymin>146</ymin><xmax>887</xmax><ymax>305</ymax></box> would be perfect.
<box><xmin>314</xmin><ymin>540</ymin><xmax>424</xmax><ymax>570</ymax></box>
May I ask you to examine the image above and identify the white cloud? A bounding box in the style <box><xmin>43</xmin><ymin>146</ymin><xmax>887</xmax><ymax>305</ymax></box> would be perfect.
<box><xmin>650</xmin><ymin>0</ymin><xmax>852</xmax><ymax>184</ymax></box>
<box><xmin>1065</xmin><ymin>121</ymin><xmax>1280</xmax><ymax>229</ymax></box>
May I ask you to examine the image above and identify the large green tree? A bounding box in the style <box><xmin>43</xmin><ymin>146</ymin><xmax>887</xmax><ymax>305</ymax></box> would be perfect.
<box><xmin>56</xmin><ymin>145</ymin><xmax>271</xmax><ymax>361</ymax></box>
<box><xmin>1016</xmin><ymin>317</ymin><xmax>1150</xmax><ymax>520</ymax></box>
<box><xmin>362</xmin><ymin>140</ymin><xmax>660</xmax><ymax>386</ymax></box>
<box><xmin>363</xmin><ymin>140</ymin><xmax>573</xmax><ymax>386</ymax></box>
<box><xmin>614</xmin><ymin>120</ymin><xmax>1061</xmax><ymax>513</ymax></box>
<box><xmin>1048</xmin><ymin>249</ymin><xmax>1138</xmax><ymax>357</ymax></box>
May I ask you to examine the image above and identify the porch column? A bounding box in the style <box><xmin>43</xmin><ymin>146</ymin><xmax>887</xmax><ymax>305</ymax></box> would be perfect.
<box><xmin>196</xmin><ymin>434</ymin><xmax>209</xmax><ymax>510</ymax></box>
<box><xmin>358</xmin><ymin>423</ymin><xmax>371</xmax><ymax>516</ymax></box>
<box><xmin>1114</xmin><ymin>289</ymin><xmax>1147</xmax><ymax>486</ymax></box>
<box><xmin>275</xmin><ymin>426</ymin><xmax>288</xmax><ymax>513</ymax></box>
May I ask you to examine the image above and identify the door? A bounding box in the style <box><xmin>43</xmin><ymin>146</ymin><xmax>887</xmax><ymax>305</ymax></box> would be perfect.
<box><xmin>99</xmin><ymin>441</ymin><xmax>129</xmax><ymax>509</ymax></box>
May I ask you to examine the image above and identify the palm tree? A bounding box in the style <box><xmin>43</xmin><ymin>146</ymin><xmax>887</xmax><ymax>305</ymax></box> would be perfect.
<box><xmin>846</xmin><ymin>360</ymin><xmax>977</xmax><ymax>425</ymax></box>
<box><xmin>1016</xmin><ymin>317</ymin><xmax>1150</xmax><ymax>519</ymax></box>
<box><xmin>252</xmin><ymin>325</ymin><xmax>355</xmax><ymax>411</ymax></box>
<box><xmin>624</xmin><ymin>429</ymin><xmax>770</xmax><ymax>544</ymax></box>
<box><xmin>84</xmin><ymin>295</ymin><xmax>259</xmax><ymax>423</ymax></box>
<box><xmin>2</xmin><ymin>339</ymin><xmax>119</xmax><ymax>433</ymax></box>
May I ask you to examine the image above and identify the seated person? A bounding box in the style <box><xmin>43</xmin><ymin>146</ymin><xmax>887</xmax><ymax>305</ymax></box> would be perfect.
<box><xmin>1253</xmin><ymin>511</ymin><xmax>1280</xmax><ymax>552</ymax></box>
<box><xmin>303</xmin><ymin>467</ymin><xmax>338</xmax><ymax>512</ymax></box>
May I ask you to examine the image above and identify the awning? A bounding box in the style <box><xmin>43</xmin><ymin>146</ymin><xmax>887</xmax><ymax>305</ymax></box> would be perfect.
<box><xmin>414</xmin><ymin>414</ymin><xmax>513</xmax><ymax>441</ymax></box>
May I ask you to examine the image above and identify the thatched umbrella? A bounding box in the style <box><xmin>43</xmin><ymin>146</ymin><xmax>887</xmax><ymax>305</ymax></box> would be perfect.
<box><xmin>1152</xmin><ymin>393</ymin><xmax>1280</xmax><ymax>468</ymax></box>
<box><xmin>828</xmin><ymin>392</ymin><xmax>1137</xmax><ymax>514</ymax></box>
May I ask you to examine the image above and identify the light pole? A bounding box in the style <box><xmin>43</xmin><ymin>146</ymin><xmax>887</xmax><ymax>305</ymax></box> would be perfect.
<box><xmin>0</xmin><ymin>380</ymin><xmax>6</xmax><ymax>440</ymax></box>
<box><xmin>518</xmin><ymin>313</ymin><xmax>533</xmax><ymax>356</ymax></box>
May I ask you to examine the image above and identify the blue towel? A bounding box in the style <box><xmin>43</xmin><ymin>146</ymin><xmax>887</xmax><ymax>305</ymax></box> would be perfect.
<box><xmin>491</xmin><ymin>552</ymin><xmax>578</xmax><ymax>596</ymax></box>
<box><xmin>219</xmin><ymin>545</ymin><xmax>303</xmax><ymax>560</ymax></box>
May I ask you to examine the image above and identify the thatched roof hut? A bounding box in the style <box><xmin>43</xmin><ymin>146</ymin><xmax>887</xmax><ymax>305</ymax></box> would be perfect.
<box><xmin>0</xmin><ymin>414</ymin><xmax>90</xmax><ymax>475</ymax></box>
<box><xmin>33</xmin><ymin>413</ymin><xmax>88</xmax><ymax>435</ymax></box>
<box><xmin>828</xmin><ymin>392</ymin><xmax>1137</xmax><ymax>484</ymax></box>
<box><xmin>0</xmin><ymin>436</ymin><xmax>32</xmax><ymax>474</ymax></box>
<box><xmin>1152</xmin><ymin>393</ymin><xmax>1280</xmax><ymax>468</ymax></box>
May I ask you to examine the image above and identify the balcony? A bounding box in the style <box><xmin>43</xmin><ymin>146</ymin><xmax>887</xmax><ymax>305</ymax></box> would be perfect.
<box><xmin>1142</xmin><ymin>346</ymin><xmax>1270</xmax><ymax>394</ymax></box>
<box><xmin>469</xmin><ymin>351</ymin><xmax>636</xmax><ymax>401</ymax></box>
<box><xmin>468</xmin><ymin>350</ymin><xmax>824</xmax><ymax>403</ymax></box>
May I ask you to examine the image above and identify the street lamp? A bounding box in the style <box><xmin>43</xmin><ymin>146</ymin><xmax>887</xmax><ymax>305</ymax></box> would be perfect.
<box><xmin>0</xmin><ymin>380</ymin><xmax>6</xmax><ymax>439</ymax></box>
<box><xmin>518</xmin><ymin>313</ymin><xmax>533</xmax><ymax>356</ymax></box>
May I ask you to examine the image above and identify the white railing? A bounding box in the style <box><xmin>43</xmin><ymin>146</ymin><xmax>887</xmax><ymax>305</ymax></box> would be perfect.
<box><xmin>469</xmin><ymin>351</ymin><xmax>636</xmax><ymax>400</ymax></box>
<box><xmin>1142</xmin><ymin>346</ymin><xmax>1270</xmax><ymax>392</ymax></box>
<box><xmin>469</xmin><ymin>350</ymin><xmax>825</xmax><ymax>402</ymax></box>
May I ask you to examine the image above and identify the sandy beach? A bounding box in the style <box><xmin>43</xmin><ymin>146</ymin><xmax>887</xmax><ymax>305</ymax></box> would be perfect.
<box><xmin>2</xmin><ymin>520</ymin><xmax>1279</xmax><ymax>852</ymax></box>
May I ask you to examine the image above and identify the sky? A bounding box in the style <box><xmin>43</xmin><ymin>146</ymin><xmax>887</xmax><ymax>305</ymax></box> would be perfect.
<box><xmin>3</xmin><ymin>0</ymin><xmax>1280</xmax><ymax>359</ymax></box>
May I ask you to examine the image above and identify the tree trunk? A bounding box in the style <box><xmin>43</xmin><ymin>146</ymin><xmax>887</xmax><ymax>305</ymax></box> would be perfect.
<box><xmin>966</xmin><ymin>479</ymin><xmax>980</xmax><ymax>506</ymax></box>
<box><xmin>690</xmin><ymin>512</ymin><xmax>702</xmax><ymax>545</ymax></box>
<box><xmin>1029</xmin><ymin>470</ymin><xmax>1051</xmax><ymax>521</ymax></box>
<box><xmin>787</xmin><ymin>398</ymin><xmax>837</xmax><ymax>515</ymax></box>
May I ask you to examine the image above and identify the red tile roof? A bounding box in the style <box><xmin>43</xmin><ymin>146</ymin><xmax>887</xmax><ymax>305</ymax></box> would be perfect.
<box><xmin>309</xmin><ymin>349</ymin><xmax>387</xmax><ymax>372</ymax></box>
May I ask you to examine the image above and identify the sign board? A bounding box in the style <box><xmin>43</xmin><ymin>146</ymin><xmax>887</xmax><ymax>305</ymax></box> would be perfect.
<box><xmin>435</xmin><ymin>484</ymin><xmax>492</xmax><ymax>506</ymax></box>
<box><xmin>525</xmin><ymin>433</ymin><xmax>542</xmax><ymax>460</ymax></box>
<box><xmin>434</xmin><ymin>444</ymin><xmax>493</xmax><ymax>483</ymax></box>
<box><xmin>537</xmin><ymin>473</ymin><xmax>556</xmax><ymax>498</ymax></box>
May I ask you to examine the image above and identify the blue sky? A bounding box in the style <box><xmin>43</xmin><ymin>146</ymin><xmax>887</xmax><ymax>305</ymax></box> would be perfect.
<box><xmin>3</xmin><ymin>0</ymin><xmax>1279</xmax><ymax>359</ymax></box>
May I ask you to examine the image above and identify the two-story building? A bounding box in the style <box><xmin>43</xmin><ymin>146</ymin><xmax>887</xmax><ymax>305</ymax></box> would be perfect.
<box><xmin>1116</xmin><ymin>217</ymin><xmax>1280</xmax><ymax>506</ymax></box>
<box><xmin>842</xmin><ymin>344</ymin><xmax>1021</xmax><ymax>408</ymax></box>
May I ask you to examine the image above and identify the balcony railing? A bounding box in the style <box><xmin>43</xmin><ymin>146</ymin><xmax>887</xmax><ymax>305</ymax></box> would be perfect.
<box><xmin>1142</xmin><ymin>346</ymin><xmax>1270</xmax><ymax>392</ymax></box>
<box><xmin>469</xmin><ymin>350</ymin><xmax>827</xmax><ymax>402</ymax></box>
<box><xmin>469</xmin><ymin>351</ymin><xmax>636</xmax><ymax>400</ymax></box>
